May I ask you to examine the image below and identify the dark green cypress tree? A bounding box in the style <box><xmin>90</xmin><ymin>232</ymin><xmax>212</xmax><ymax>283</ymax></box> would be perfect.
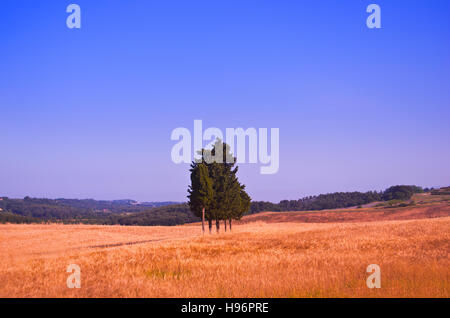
<box><xmin>201</xmin><ymin>140</ymin><xmax>234</xmax><ymax>233</ymax></box>
<box><xmin>237</xmin><ymin>185</ymin><xmax>251</xmax><ymax>224</ymax></box>
<box><xmin>188</xmin><ymin>162</ymin><xmax>213</xmax><ymax>234</ymax></box>
<box><xmin>190</xmin><ymin>139</ymin><xmax>251</xmax><ymax>233</ymax></box>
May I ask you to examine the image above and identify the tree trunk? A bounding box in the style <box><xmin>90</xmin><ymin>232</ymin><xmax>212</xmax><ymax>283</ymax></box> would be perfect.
<box><xmin>208</xmin><ymin>219</ymin><xmax>212</xmax><ymax>234</ymax></box>
<box><xmin>229</xmin><ymin>219</ymin><xmax>232</xmax><ymax>231</ymax></box>
<box><xmin>224</xmin><ymin>219</ymin><xmax>227</xmax><ymax>232</ymax></box>
<box><xmin>201</xmin><ymin>207</ymin><xmax>205</xmax><ymax>234</ymax></box>
<box><xmin>216</xmin><ymin>219</ymin><xmax>220</xmax><ymax>233</ymax></box>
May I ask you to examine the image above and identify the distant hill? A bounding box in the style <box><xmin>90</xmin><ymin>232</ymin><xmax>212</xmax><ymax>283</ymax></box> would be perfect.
<box><xmin>249</xmin><ymin>191</ymin><xmax>383</xmax><ymax>214</ymax></box>
<box><xmin>52</xmin><ymin>198</ymin><xmax>179</xmax><ymax>212</ymax></box>
<box><xmin>0</xmin><ymin>197</ymin><xmax>187</xmax><ymax>225</ymax></box>
<box><xmin>431</xmin><ymin>187</ymin><xmax>450</xmax><ymax>195</ymax></box>
<box><xmin>135</xmin><ymin>201</ymin><xmax>181</xmax><ymax>207</ymax></box>
<box><xmin>117</xmin><ymin>203</ymin><xmax>199</xmax><ymax>226</ymax></box>
<box><xmin>0</xmin><ymin>185</ymin><xmax>436</xmax><ymax>226</ymax></box>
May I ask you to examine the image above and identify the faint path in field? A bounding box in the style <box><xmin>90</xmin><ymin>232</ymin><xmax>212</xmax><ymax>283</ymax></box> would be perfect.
<box><xmin>9</xmin><ymin>231</ymin><xmax>200</xmax><ymax>260</ymax></box>
<box><xmin>86</xmin><ymin>238</ymin><xmax>167</xmax><ymax>249</ymax></box>
<box><xmin>49</xmin><ymin>235</ymin><xmax>195</xmax><ymax>256</ymax></box>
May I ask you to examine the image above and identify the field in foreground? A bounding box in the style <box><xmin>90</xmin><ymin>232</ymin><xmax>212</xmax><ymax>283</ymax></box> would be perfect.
<box><xmin>0</xmin><ymin>201</ymin><xmax>449</xmax><ymax>297</ymax></box>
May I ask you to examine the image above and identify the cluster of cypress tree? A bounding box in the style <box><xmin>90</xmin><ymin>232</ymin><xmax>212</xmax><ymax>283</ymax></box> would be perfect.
<box><xmin>188</xmin><ymin>139</ymin><xmax>251</xmax><ymax>234</ymax></box>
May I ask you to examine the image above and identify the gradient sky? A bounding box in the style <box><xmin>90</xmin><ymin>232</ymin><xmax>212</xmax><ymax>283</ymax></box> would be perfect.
<box><xmin>1</xmin><ymin>0</ymin><xmax>449</xmax><ymax>202</ymax></box>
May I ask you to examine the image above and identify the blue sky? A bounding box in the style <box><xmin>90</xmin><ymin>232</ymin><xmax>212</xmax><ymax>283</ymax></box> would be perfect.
<box><xmin>1</xmin><ymin>0</ymin><xmax>449</xmax><ymax>202</ymax></box>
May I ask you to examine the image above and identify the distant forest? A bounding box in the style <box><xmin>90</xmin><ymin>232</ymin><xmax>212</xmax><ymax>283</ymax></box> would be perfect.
<box><xmin>0</xmin><ymin>198</ymin><xmax>190</xmax><ymax>226</ymax></box>
<box><xmin>250</xmin><ymin>185</ymin><xmax>428</xmax><ymax>214</ymax></box>
<box><xmin>0</xmin><ymin>185</ymin><xmax>434</xmax><ymax>226</ymax></box>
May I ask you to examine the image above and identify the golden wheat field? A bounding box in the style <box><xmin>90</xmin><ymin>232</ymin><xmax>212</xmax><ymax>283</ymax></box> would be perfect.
<box><xmin>0</xmin><ymin>200</ymin><xmax>449</xmax><ymax>298</ymax></box>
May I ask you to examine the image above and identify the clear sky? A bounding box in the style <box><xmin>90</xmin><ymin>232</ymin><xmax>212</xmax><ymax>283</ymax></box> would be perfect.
<box><xmin>1</xmin><ymin>0</ymin><xmax>449</xmax><ymax>202</ymax></box>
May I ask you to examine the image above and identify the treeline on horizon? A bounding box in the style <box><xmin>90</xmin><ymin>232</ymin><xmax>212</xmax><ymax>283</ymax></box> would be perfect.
<box><xmin>0</xmin><ymin>197</ymin><xmax>193</xmax><ymax>226</ymax></box>
<box><xmin>249</xmin><ymin>185</ymin><xmax>428</xmax><ymax>214</ymax></box>
<box><xmin>0</xmin><ymin>185</ymin><xmax>438</xmax><ymax>226</ymax></box>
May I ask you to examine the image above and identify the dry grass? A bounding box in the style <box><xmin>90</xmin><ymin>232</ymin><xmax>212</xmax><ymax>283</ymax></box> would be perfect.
<box><xmin>240</xmin><ymin>202</ymin><xmax>450</xmax><ymax>224</ymax></box>
<box><xmin>0</xmin><ymin>223</ymin><xmax>201</xmax><ymax>262</ymax></box>
<box><xmin>0</xmin><ymin>209</ymin><xmax>449</xmax><ymax>298</ymax></box>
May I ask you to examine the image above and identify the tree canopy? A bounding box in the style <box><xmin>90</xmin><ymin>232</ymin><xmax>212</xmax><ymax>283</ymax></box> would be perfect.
<box><xmin>187</xmin><ymin>139</ymin><xmax>251</xmax><ymax>232</ymax></box>
<box><xmin>382</xmin><ymin>185</ymin><xmax>423</xmax><ymax>201</ymax></box>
